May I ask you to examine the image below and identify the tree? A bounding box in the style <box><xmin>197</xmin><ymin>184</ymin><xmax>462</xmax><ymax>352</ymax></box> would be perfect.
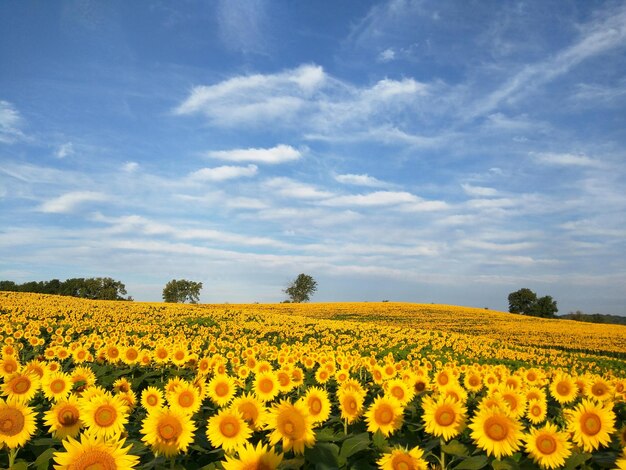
<box><xmin>163</xmin><ymin>279</ymin><xmax>203</xmax><ymax>304</ymax></box>
<box><xmin>530</xmin><ymin>295</ymin><xmax>558</xmax><ymax>318</ymax></box>
<box><xmin>284</xmin><ymin>274</ymin><xmax>317</xmax><ymax>303</ymax></box>
<box><xmin>508</xmin><ymin>288</ymin><xmax>537</xmax><ymax>315</ymax></box>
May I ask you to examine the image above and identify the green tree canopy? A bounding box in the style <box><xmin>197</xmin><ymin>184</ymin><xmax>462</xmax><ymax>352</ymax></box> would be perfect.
<box><xmin>508</xmin><ymin>288</ymin><xmax>558</xmax><ymax>318</ymax></box>
<box><xmin>0</xmin><ymin>277</ymin><xmax>130</xmax><ymax>300</ymax></box>
<box><xmin>162</xmin><ymin>279</ymin><xmax>203</xmax><ymax>304</ymax></box>
<box><xmin>284</xmin><ymin>273</ymin><xmax>317</xmax><ymax>303</ymax></box>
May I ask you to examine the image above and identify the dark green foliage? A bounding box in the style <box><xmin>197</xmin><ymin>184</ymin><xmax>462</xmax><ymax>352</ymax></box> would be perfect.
<box><xmin>162</xmin><ymin>279</ymin><xmax>203</xmax><ymax>303</ymax></box>
<box><xmin>284</xmin><ymin>273</ymin><xmax>318</xmax><ymax>303</ymax></box>
<box><xmin>560</xmin><ymin>310</ymin><xmax>626</xmax><ymax>325</ymax></box>
<box><xmin>508</xmin><ymin>288</ymin><xmax>557</xmax><ymax>318</ymax></box>
<box><xmin>0</xmin><ymin>277</ymin><xmax>130</xmax><ymax>300</ymax></box>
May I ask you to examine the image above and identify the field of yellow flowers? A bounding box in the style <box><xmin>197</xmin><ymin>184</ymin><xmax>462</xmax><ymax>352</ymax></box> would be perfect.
<box><xmin>0</xmin><ymin>291</ymin><xmax>625</xmax><ymax>469</ymax></box>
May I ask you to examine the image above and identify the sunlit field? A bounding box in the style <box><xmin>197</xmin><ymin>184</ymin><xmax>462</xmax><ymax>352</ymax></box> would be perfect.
<box><xmin>1</xmin><ymin>292</ymin><xmax>625</xmax><ymax>469</ymax></box>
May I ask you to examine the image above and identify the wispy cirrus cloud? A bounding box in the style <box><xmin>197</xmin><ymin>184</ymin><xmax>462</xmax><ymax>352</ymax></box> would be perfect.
<box><xmin>334</xmin><ymin>173</ymin><xmax>391</xmax><ymax>188</ymax></box>
<box><xmin>206</xmin><ymin>144</ymin><xmax>302</xmax><ymax>164</ymax></box>
<box><xmin>530</xmin><ymin>152</ymin><xmax>603</xmax><ymax>168</ymax></box>
<box><xmin>0</xmin><ymin>100</ymin><xmax>25</xmax><ymax>143</ymax></box>
<box><xmin>39</xmin><ymin>191</ymin><xmax>109</xmax><ymax>214</ymax></box>
<box><xmin>188</xmin><ymin>164</ymin><xmax>258</xmax><ymax>182</ymax></box>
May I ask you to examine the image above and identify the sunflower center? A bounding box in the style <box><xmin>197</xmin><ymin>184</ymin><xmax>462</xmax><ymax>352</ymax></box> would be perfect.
<box><xmin>531</xmin><ymin>405</ymin><xmax>542</xmax><ymax>416</ymax></box>
<box><xmin>51</xmin><ymin>379</ymin><xmax>66</xmax><ymax>393</ymax></box>
<box><xmin>283</xmin><ymin>421</ymin><xmax>295</xmax><ymax>436</ymax></box>
<box><xmin>108</xmin><ymin>348</ymin><xmax>119</xmax><ymax>359</ymax></box>
<box><xmin>126</xmin><ymin>349</ymin><xmax>138</xmax><ymax>360</ymax></box>
<box><xmin>527</xmin><ymin>372</ymin><xmax>537</xmax><ymax>381</ymax></box>
<box><xmin>216</xmin><ymin>382</ymin><xmax>229</xmax><ymax>397</ymax></box>
<box><xmin>94</xmin><ymin>405</ymin><xmax>117</xmax><ymax>427</ymax></box>
<box><xmin>347</xmin><ymin>398</ymin><xmax>357</xmax><ymax>411</ymax></box>
<box><xmin>391</xmin><ymin>387</ymin><xmax>405</xmax><ymax>400</ymax></box>
<box><xmin>503</xmin><ymin>395</ymin><xmax>517</xmax><ymax>410</ymax></box>
<box><xmin>310</xmin><ymin>397</ymin><xmax>322</xmax><ymax>414</ymax></box>
<box><xmin>537</xmin><ymin>434</ymin><xmax>557</xmax><ymax>455</ymax></box>
<box><xmin>72</xmin><ymin>449</ymin><xmax>117</xmax><ymax>470</ymax></box>
<box><xmin>581</xmin><ymin>413</ymin><xmax>601</xmax><ymax>436</ymax></box>
<box><xmin>278</xmin><ymin>373</ymin><xmax>290</xmax><ymax>386</ymax></box>
<box><xmin>438</xmin><ymin>374</ymin><xmax>449</xmax><ymax>385</ymax></box>
<box><xmin>59</xmin><ymin>407</ymin><xmax>79</xmax><ymax>426</ymax></box>
<box><xmin>484</xmin><ymin>417</ymin><xmax>508</xmax><ymax>441</ymax></box>
<box><xmin>220</xmin><ymin>418</ymin><xmax>240</xmax><ymax>438</ymax></box>
<box><xmin>157</xmin><ymin>417</ymin><xmax>182</xmax><ymax>442</ymax></box>
<box><xmin>178</xmin><ymin>391</ymin><xmax>194</xmax><ymax>407</ymax></box>
<box><xmin>13</xmin><ymin>377</ymin><xmax>30</xmax><ymax>394</ymax></box>
<box><xmin>175</xmin><ymin>351</ymin><xmax>185</xmax><ymax>361</ymax></box>
<box><xmin>376</xmin><ymin>405</ymin><xmax>394</xmax><ymax>425</ymax></box>
<box><xmin>391</xmin><ymin>455</ymin><xmax>414</xmax><ymax>470</ymax></box>
<box><xmin>592</xmin><ymin>384</ymin><xmax>607</xmax><ymax>396</ymax></box>
<box><xmin>259</xmin><ymin>378</ymin><xmax>274</xmax><ymax>394</ymax></box>
<box><xmin>0</xmin><ymin>408</ymin><xmax>25</xmax><ymax>436</ymax></box>
<box><xmin>469</xmin><ymin>377</ymin><xmax>480</xmax><ymax>386</ymax></box>
<box><xmin>557</xmin><ymin>382</ymin><xmax>571</xmax><ymax>395</ymax></box>
<box><xmin>4</xmin><ymin>363</ymin><xmax>16</xmax><ymax>374</ymax></box>
<box><xmin>280</xmin><ymin>411</ymin><xmax>305</xmax><ymax>439</ymax></box>
<box><xmin>415</xmin><ymin>382</ymin><xmax>426</xmax><ymax>392</ymax></box>
<box><xmin>435</xmin><ymin>407</ymin><xmax>455</xmax><ymax>426</ymax></box>
<box><xmin>146</xmin><ymin>395</ymin><xmax>158</xmax><ymax>406</ymax></box>
<box><xmin>157</xmin><ymin>349</ymin><xmax>167</xmax><ymax>359</ymax></box>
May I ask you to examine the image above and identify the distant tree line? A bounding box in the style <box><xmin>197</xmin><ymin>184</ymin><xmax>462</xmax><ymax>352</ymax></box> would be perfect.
<box><xmin>0</xmin><ymin>278</ymin><xmax>131</xmax><ymax>301</ymax></box>
<box><xmin>559</xmin><ymin>310</ymin><xmax>626</xmax><ymax>325</ymax></box>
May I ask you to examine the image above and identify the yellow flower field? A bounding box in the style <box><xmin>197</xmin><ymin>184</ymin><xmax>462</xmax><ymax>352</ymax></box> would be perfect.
<box><xmin>0</xmin><ymin>291</ymin><xmax>625</xmax><ymax>469</ymax></box>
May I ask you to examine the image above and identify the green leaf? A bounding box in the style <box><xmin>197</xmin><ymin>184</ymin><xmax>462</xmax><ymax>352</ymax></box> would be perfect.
<box><xmin>338</xmin><ymin>432</ymin><xmax>371</xmax><ymax>464</ymax></box>
<box><xmin>563</xmin><ymin>452</ymin><xmax>592</xmax><ymax>470</ymax></box>
<box><xmin>11</xmin><ymin>462</ymin><xmax>29</xmax><ymax>470</ymax></box>
<box><xmin>453</xmin><ymin>455</ymin><xmax>489</xmax><ymax>470</ymax></box>
<box><xmin>35</xmin><ymin>447</ymin><xmax>57</xmax><ymax>470</ymax></box>
<box><xmin>442</xmin><ymin>439</ymin><xmax>470</xmax><ymax>457</ymax></box>
<box><xmin>491</xmin><ymin>458</ymin><xmax>520</xmax><ymax>470</ymax></box>
<box><xmin>305</xmin><ymin>442</ymin><xmax>340</xmax><ymax>466</ymax></box>
<box><xmin>371</xmin><ymin>430</ymin><xmax>389</xmax><ymax>451</ymax></box>
<box><xmin>316</xmin><ymin>427</ymin><xmax>343</xmax><ymax>442</ymax></box>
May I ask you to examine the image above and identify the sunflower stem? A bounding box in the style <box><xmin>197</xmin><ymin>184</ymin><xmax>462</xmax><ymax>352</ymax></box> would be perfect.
<box><xmin>344</xmin><ymin>419</ymin><xmax>348</xmax><ymax>436</ymax></box>
<box><xmin>8</xmin><ymin>448</ymin><xmax>17</xmax><ymax>469</ymax></box>
<box><xmin>440</xmin><ymin>438</ymin><xmax>446</xmax><ymax>470</ymax></box>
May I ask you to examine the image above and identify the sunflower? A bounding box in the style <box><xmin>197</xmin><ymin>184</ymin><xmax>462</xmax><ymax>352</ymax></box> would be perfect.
<box><xmin>0</xmin><ymin>355</ymin><xmax>20</xmax><ymax>378</ymax></box>
<box><xmin>42</xmin><ymin>371</ymin><xmax>72</xmax><ymax>402</ymax></box>
<box><xmin>567</xmin><ymin>398</ymin><xmax>616</xmax><ymax>452</ymax></box>
<box><xmin>53</xmin><ymin>432</ymin><xmax>139</xmax><ymax>469</ymax></box>
<box><xmin>168</xmin><ymin>381</ymin><xmax>202</xmax><ymax>415</ymax></box>
<box><xmin>413</xmin><ymin>375</ymin><xmax>430</xmax><ymax>395</ymax></box>
<box><xmin>385</xmin><ymin>378</ymin><xmax>415</xmax><ymax>406</ymax></box>
<box><xmin>315</xmin><ymin>367</ymin><xmax>332</xmax><ymax>384</ymax></box>
<box><xmin>422</xmin><ymin>395</ymin><xmax>466</xmax><ymax>441</ymax></box>
<box><xmin>266</xmin><ymin>399</ymin><xmax>315</xmax><ymax>455</ymax></box>
<box><xmin>463</xmin><ymin>370</ymin><xmax>483</xmax><ymax>393</ymax></box>
<box><xmin>301</xmin><ymin>387</ymin><xmax>332</xmax><ymax>425</ymax></box>
<box><xmin>113</xmin><ymin>378</ymin><xmax>132</xmax><ymax>394</ymax></box>
<box><xmin>619</xmin><ymin>424</ymin><xmax>626</xmax><ymax>447</ymax></box>
<box><xmin>71</xmin><ymin>366</ymin><xmax>97</xmax><ymax>392</ymax></box>
<box><xmin>338</xmin><ymin>389</ymin><xmax>365</xmax><ymax>424</ymax></box>
<box><xmin>496</xmin><ymin>387</ymin><xmax>526</xmax><ymax>418</ymax></box>
<box><xmin>80</xmin><ymin>393</ymin><xmax>129</xmax><ymax>439</ymax></box>
<box><xmin>524</xmin><ymin>423</ymin><xmax>572</xmax><ymax>469</ymax></box>
<box><xmin>141</xmin><ymin>406</ymin><xmax>196</xmax><ymax>457</ymax></box>
<box><xmin>141</xmin><ymin>386</ymin><xmax>165</xmax><ymax>412</ymax></box>
<box><xmin>526</xmin><ymin>398</ymin><xmax>548</xmax><ymax>425</ymax></box>
<box><xmin>0</xmin><ymin>399</ymin><xmax>37</xmax><ymax>448</ymax></box>
<box><xmin>207</xmin><ymin>408</ymin><xmax>252</xmax><ymax>452</ymax></box>
<box><xmin>434</xmin><ymin>368</ymin><xmax>456</xmax><ymax>389</ymax></box>
<box><xmin>550</xmin><ymin>373</ymin><xmax>578</xmax><ymax>404</ymax></box>
<box><xmin>291</xmin><ymin>367</ymin><xmax>304</xmax><ymax>387</ymax></box>
<box><xmin>365</xmin><ymin>395</ymin><xmax>404</xmax><ymax>437</ymax></box>
<box><xmin>254</xmin><ymin>371</ymin><xmax>280</xmax><ymax>403</ymax></box>
<box><xmin>207</xmin><ymin>374</ymin><xmax>238</xmax><ymax>407</ymax></box>
<box><xmin>587</xmin><ymin>377</ymin><xmax>613</xmax><ymax>402</ymax></box>
<box><xmin>44</xmin><ymin>395</ymin><xmax>83</xmax><ymax>439</ymax></box>
<box><xmin>2</xmin><ymin>371</ymin><xmax>40</xmax><ymax>404</ymax></box>
<box><xmin>377</xmin><ymin>446</ymin><xmax>428</xmax><ymax>470</ymax></box>
<box><xmin>440</xmin><ymin>382</ymin><xmax>468</xmax><ymax>404</ymax></box>
<box><xmin>231</xmin><ymin>392</ymin><xmax>268</xmax><ymax>431</ymax></box>
<box><xmin>222</xmin><ymin>441</ymin><xmax>283</xmax><ymax>470</ymax></box>
<box><xmin>276</xmin><ymin>368</ymin><xmax>295</xmax><ymax>393</ymax></box>
<box><xmin>469</xmin><ymin>405</ymin><xmax>523</xmax><ymax>459</ymax></box>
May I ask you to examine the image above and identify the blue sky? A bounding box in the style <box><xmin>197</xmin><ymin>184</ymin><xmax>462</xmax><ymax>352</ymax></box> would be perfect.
<box><xmin>1</xmin><ymin>1</ymin><xmax>625</xmax><ymax>314</ymax></box>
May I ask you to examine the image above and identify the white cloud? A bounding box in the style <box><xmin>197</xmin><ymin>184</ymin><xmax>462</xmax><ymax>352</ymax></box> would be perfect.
<box><xmin>531</xmin><ymin>152</ymin><xmax>602</xmax><ymax>167</ymax></box>
<box><xmin>39</xmin><ymin>191</ymin><xmax>109</xmax><ymax>213</ymax></box>
<box><xmin>188</xmin><ymin>164</ymin><xmax>258</xmax><ymax>182</ymax></box>
<box><xmin>321</xmin><ymin>191</ymin><xmax>419</xmax><ymax>207</ymax></box>
<box><xmin>122</xmin><ymin>161</ymin><xmax>139</xmax><ymax>173</ymax></box>
<box><xmin>216</xmin><ymin>0</ymin><xmax>269</xmax><ymax>55</ymax></box>
<box><xmin>206</xmin><ymin>144</ymin><xmax>302</xmax><ymax>164</ymax></box>
<box><xmin>378</xmin><ymin>48</ymin><xmax>396</xmax><ymax>62</ymax></box>
<box><xmin>461</xmin><ymin>183</ymin><xmax>499</xmax><ymax>197</ymax></box>
<box><xmin>264</xmin><ymin>177</ymin><xmax>334</xmax><ymax>199</ymax></box>
<box><xmin>0</xmin><ymin>100</ymin><xmax>24</xmax><ymax>143</ymax></box>
<box><xmin>55</xmin><ymin>142</ymin><xmax>74</xmax><ymax>159</ymax></box>
<box><xmin>334</xmin><ymin>173</ymin><xmax>390</xmax><ymax>188</ymax></box>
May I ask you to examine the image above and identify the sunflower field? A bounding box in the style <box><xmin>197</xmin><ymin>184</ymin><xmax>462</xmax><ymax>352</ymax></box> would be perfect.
<box><xmin>0</xmin><ymin>292</ymin><xmax>625</xmax><ymax>470</ymax></box>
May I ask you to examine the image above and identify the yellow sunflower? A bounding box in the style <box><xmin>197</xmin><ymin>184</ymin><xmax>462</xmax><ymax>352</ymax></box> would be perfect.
<box><xmin>206</xmin><ymin>408</ymin><xmax>252</xmax><ymax>452</ymax></box>
<box><xmin>80</xmin><ymin>393</ymin><xmax>129</xmax><ymax>439</ymax></box>
<box><xmin>524</xmin><ymin>423</ymin><xmax>572</xmax><ymax>469</ymax></box>
<box><xmin>615</xmin><ymin>455</ymin><xmax>626</xmax><ymax>470</ymax></box>
<box><xmin>422</xmin><ymin>395</ymin><xmax>466</xmax><ymax>441</ymax></box>
<box><xmin>44</xmin><ymin>395</ymin><xmax>83</xmax><ymax>439</ymax></box>
<box><xmin>301</xmin><ymin>387</ymin><xmax>332</xmax><ymax>426</ymax></box>
<box><xmin>207</xmin><ymin>374</ymin><xmax>238</xmax><ymax>407</ymax></box>
<box><xmin>338</xmin><ymin>389</ymin><xmax>365</xmax><ymax>424</ymax></box>
<box><xmin>141</xmin><ymin>386</ymin><xmax>165</xmax><ymax>412</ymax></box>
<box><xmin>385</xmin><ymin>378</ymin><xmax>415</xmax><ymax>406</ymax></box>
<box><xmin>266</xmin><ymin>399</ymin><xmax>316</xmax><ymax>455</ymax></box>
<box><xmin>496</xmin><ymin>387</ymin><xmax>526</xmax><ymax>419</ymax></box>
<box><xmin>231</xmin><ymin>392</ymin><xmax>269</xmax><ymax>431</ymax></box>
<box><xmin>0</xmin><ymin>355</ymin><xmax>20</xmax><ymax>378</ymax></box>
<box><xmin>2</xmin><ymin>371</ymin><xmax>40</xmax><ymax>404</ymax></box>
<box><xmin>365</xmin><ymin>395</ymin><xmax>404</xmax><ymax>437</ymax></box>
<box><xmin>0</xmin><ymin>399</ymin><xmax>37</xmax><ymax>448</ymax></box>
<box><xmin>469</xmin><ymin>405</ymin><xmax>523</xmax><ymax>459</ymax></box>
<box><xmin>526</xmin><ymin>398</ymin><xmax>548</xmax><ymax>425</ymax></box>
<box><xmin>463</xmin><ymin>370</ymin><xmax>483</xmax><ymax>393</ymax></box>
<box><xmin>377</xmin><ymin>446</ymin><xmax>428</xmax><ymax>470</ymax></box>
<box><xmin>53</xmin><ymin>432</ymin><xmax>139</xmax><ymax>469</ymax></box>
<box><xmin>254</xmin><ymin>371</ymin><xmax>280</xmax><ymax>403</ymax></box>
<box><xmin>42</xmin><ymin>371</ymin><xmax>72</xmax><ymax>402</ymax></box>
<box><xmin>550</xmin><ymin>373</ymin><xmax>578</xmax><ymax>404</ymax></box>
<box><xmin>222</xmin><ymin>441</ymin><xmax>283</xmax><ymax>470</ymax></box>
<box><xmin>587</xmin><ymin>377</ymin><xmax>614</xmax><ymax>402</ymax></box>
<box><xmin>168</xmin><ymin>381</ymin><xmax>202</xmax><ymax>415</ymax></box>
<box><xmin>141</xmin><ymin>406</ymin><xmax>196</xmax><ymax>457</ymax></box>
<box><xmin>567</xmin><ymin>398</ymin><xmax>616</xmax><ymax>452</ymax></box>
